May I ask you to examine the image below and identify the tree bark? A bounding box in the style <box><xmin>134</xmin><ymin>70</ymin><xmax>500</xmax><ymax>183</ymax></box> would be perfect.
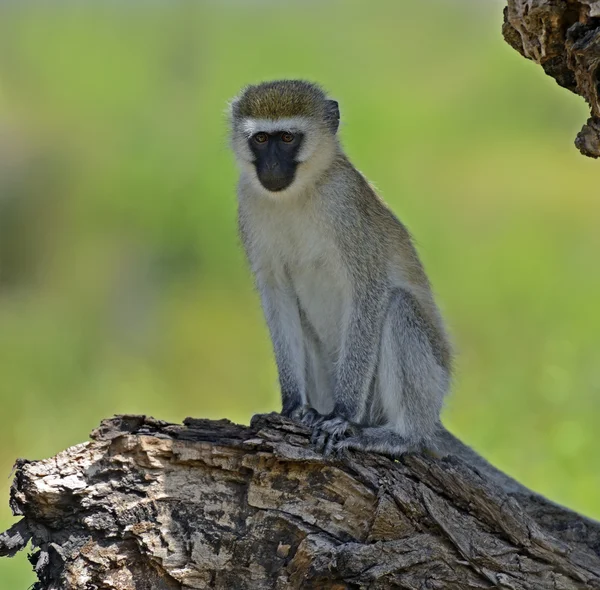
<box><xmin>1</xmin><ymin>413</ymin><xmax>600</xmax><ymax>589</ymax></box>
<box><xmin>503</xmin><ymin>0</ymin><xmax>600</xmax><ymax>158</ymax></box>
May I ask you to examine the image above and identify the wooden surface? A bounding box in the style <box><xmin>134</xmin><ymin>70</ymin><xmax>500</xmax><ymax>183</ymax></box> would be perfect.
<box><xmin>1</xmin><ymin>413</ymin><xmax>600</xmax><ymax>589</ymax></box>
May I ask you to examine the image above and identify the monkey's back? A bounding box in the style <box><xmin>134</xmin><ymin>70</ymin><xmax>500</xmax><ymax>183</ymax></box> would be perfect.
<box><xmin>320</xmin><ymin>156</ymin><xmax>452</xmax><ymax>370</ymax></box>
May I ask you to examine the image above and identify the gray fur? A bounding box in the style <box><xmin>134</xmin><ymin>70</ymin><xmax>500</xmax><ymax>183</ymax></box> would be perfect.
<box><xmin>230</xmin><ymin>81</ymin><xmax>522</xmax><ymax>495</ymax></box>
<box><xmin>231</xmin><ymin>80</ymin><xmax>451</xmax><ymax>458</ymax></box>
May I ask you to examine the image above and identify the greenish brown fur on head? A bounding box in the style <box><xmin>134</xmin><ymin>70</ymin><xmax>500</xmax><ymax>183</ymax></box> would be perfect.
<box><xmin>233</xmin><ymin>80</ymin><xmax>329</xmax><ymax>120</ymax></box>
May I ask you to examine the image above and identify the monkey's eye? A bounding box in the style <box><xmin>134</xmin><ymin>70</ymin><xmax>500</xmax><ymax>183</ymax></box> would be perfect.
<box><xmin>281</xmin><ymin>132</ymin><xmax>295</xmax><ymax>143</ymax></box>
<box><xmin>253</xmin><ymin>132</ymin><xmax>268</xmax><ymax>144</ymax></box>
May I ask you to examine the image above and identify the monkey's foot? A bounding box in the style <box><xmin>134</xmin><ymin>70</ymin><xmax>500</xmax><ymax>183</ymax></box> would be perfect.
<box><xmin>311</xmin><ymin>416</ymin><xmax>354</xmax><ymax>457</ymax></box>
<box><xmin>334</xmin><ymin>427</ymin><xmax>417</xmax><ymax>458</ymax></box>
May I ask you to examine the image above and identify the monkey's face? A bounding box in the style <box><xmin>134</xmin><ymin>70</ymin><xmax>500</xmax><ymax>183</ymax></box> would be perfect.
<box><xmin>230</xmin><ymin>81</ymin><xmax>341</xmax><ymax>197</ymax></box>
<box><xmin>247</xmin><ymin>130</ymin><xmax>304</xmax><ymax>192</ymax></box>
<box><xmin>230</xmin><ymin>114</ymin><xmax>339</xmax><ymax>198</ymax></box>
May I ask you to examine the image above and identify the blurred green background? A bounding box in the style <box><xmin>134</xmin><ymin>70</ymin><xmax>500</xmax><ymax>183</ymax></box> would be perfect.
<box><xmin>1</xmin><ymin>0</ymin><xmax>599</xmax><ymax>585</ymax></box>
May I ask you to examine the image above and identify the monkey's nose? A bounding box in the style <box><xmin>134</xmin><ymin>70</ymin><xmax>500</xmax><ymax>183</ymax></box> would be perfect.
<box><xmin>265</xmin><ymin>160</ymin><xmax>280</xmax><ymax>171</ymax></box>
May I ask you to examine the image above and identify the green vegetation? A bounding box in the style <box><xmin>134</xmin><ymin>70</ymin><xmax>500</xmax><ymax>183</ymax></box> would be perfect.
<box><xmin>1</xmin><ymin>1</ymin><xmax>599</xmax><ymax>585</ymax></box>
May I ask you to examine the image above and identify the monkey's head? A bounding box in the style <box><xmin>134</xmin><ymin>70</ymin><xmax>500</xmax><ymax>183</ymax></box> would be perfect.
<box><xmin>229</xmin><ymin>80</ymin><xmax>340</xmax><ymax>196</ymax></box>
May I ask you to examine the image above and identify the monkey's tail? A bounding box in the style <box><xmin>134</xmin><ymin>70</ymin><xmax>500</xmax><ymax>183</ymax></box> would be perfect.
<box><xmin>436</xmin><ymin>425</ymin><xmax>542</xmax><ymax>497</ymax></box>
<box><xmin>436</xmin><ymin>425</ymin><xmax>600</xmax><ymax>530</ymax></box>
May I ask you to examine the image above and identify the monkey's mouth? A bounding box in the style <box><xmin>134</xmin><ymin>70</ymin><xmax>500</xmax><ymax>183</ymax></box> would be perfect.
<box><xmin>257</xmin><ymin>170</ymin><xmax>296</xmax><ymax>193</ymax></box>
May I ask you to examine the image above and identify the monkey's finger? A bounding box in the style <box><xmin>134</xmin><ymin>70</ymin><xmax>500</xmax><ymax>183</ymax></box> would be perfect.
<box><xmin>311</xmin><ymin>421</ymin><xmax>334</xmax><ymax>443</ymax></box>
<box><xmin>310</xmin><ymin>414</ymin><xmax>326</xmax><ymax>428</ymax></box>
<box><xmin>323</xmin><ymin>418</ymin><xmax>351</xmax><ymax>441</ymax></box>
<box><xmin>335</xmin><ymin>437</ymin><xmax>363</xmax><ymax>453</ymax></box>
<box><xmin>323</xmin><ymin>434</ymin><xmax>339</xmax><ymax>457</ymax></box>
<box><xmin>301</xmin><ymin>408</ymin><xmax>321</xmax><ymax>428</ymax></box>
<box><xmin>314</xmin><ymin>432</ymin><xmax>329</xmax><ymax>453</ymax></box>
<box><xmin>317</xmin><ymin>417</ymin><xmax>341</xmax><ymax>436</ymax></box>
<box><xmin>334</xmin><ymin>443</ymin><xmax>350</xmax><ymax>460</ymax></box>
<box><xmin>310</xmin><ymin>427</ymin><xmax>323</xmax><ymax>445</ymax></box>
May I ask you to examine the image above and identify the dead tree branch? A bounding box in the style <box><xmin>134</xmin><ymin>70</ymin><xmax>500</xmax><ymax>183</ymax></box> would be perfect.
<box><xmin>1</xmin><ymin>413</ymin><xmax>600</xmax><ymax>589</ymax></box>
<box><xmin>503</xmin><ymin>0</ymin><xmax>600</xmax><ymax>157</ymax></box>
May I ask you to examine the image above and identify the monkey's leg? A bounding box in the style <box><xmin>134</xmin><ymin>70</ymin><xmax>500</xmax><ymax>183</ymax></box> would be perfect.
<box><xmin>335</xmin><ymin>289</ymin><xmax>449</xmax><ymax>457</ymax></box>
<box><xmin>311</xmin><ymin>285</ymin><xmax>389</xmax><ymax>454</ymax></box>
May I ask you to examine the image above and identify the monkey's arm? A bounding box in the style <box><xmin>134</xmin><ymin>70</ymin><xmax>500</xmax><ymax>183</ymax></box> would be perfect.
<box><xmin>336</xmin><ymin>288</ymin><xmax>450</xmax><ymax>456</ymax></box>
<box><xmin>257</xmin><ymin>279</ymin><xmax>307</xmax><ymax>416</ymax></box>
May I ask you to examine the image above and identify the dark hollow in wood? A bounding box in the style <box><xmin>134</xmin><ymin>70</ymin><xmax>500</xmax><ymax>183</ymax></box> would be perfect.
<box><xmin>1</xmin><ymin>413</ymin><xmax>600</xmax><ymax>589</ymax></box>
<box><xmin>503</xmin><ymin>0</ymin><xmax>600</xmax><ymax>158</ymax></box>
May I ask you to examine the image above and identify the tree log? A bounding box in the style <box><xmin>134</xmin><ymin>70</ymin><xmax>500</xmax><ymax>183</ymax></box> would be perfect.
<box><xmin>503</xmin><ymin>0</ymin><xmax>600</xmax><ymax>158</ymax></box>
<box><xmin>1</xmin><ymin>413</ymin><xmax>600</xmax><ymax>589</ymax></box>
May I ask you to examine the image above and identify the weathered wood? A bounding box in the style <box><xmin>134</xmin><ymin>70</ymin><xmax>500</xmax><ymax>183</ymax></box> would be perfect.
<box><xmin>503</xmin><ymin>0</ymin><xmax>600</xmax><ymax>157</ymax></box>
<box><xmin>1</xmin><ymin>413</ymin><xmax>599</xmax><ymax>589</ymax></box>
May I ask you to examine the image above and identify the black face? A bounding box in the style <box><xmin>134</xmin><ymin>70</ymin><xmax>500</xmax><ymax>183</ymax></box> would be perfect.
<box><xmin>249</xmin><ymin>131</ymin><xmax>304</xmax><ymax>192</ymax></box>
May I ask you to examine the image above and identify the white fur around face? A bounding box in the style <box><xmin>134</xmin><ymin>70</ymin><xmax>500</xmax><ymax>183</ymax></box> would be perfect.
<box><xmin>241</xmin><ymin>117</ymin><xmax>309</xmax><ymax>136</ymax></box>
<box><xmin>231</xmin><ymin>116</ymin><xmax>339</xmax><ymax>200</ymax></box>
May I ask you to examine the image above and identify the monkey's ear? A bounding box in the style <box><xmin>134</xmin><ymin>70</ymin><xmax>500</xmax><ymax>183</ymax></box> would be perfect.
<box><xmin>325</xmin><ymin>99</ymin><xmax>340</xmax><ymax>134</ymax></box>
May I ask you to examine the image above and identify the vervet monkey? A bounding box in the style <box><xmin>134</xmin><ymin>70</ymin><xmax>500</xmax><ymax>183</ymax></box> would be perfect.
<box><xmin>228</xmin><ymin>80</ymin><xmax>526</xmax><ymax>491</ymax></box>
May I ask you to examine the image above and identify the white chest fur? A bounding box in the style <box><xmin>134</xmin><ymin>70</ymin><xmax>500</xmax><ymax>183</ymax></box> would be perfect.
<box><xmin>247</xmin><ymin>196</ymin><xmax>349</xmax><ymax>359</ymax></box>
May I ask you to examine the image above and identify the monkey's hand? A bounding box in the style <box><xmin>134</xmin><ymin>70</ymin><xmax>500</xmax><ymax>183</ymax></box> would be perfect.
<box><xmin>311</xmin><ymin>415</ymin><xmax>356</xmax><ymax>457</ymax></box>
<box><xmin>282</xmin><ymin>404</ymin><xmax>323</xmax><ymax>428</ymax></box>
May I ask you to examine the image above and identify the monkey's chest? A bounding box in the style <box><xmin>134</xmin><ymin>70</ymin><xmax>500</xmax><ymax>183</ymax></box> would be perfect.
<box><xmin>256</xmin><ymin>206</ymin><xmax>347</xmax><ymax>358</ymax></box>
<box><xmin>289</xmin><ymin>262</ymin><xmax>347</xmax><ymax>359</ymax></box>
